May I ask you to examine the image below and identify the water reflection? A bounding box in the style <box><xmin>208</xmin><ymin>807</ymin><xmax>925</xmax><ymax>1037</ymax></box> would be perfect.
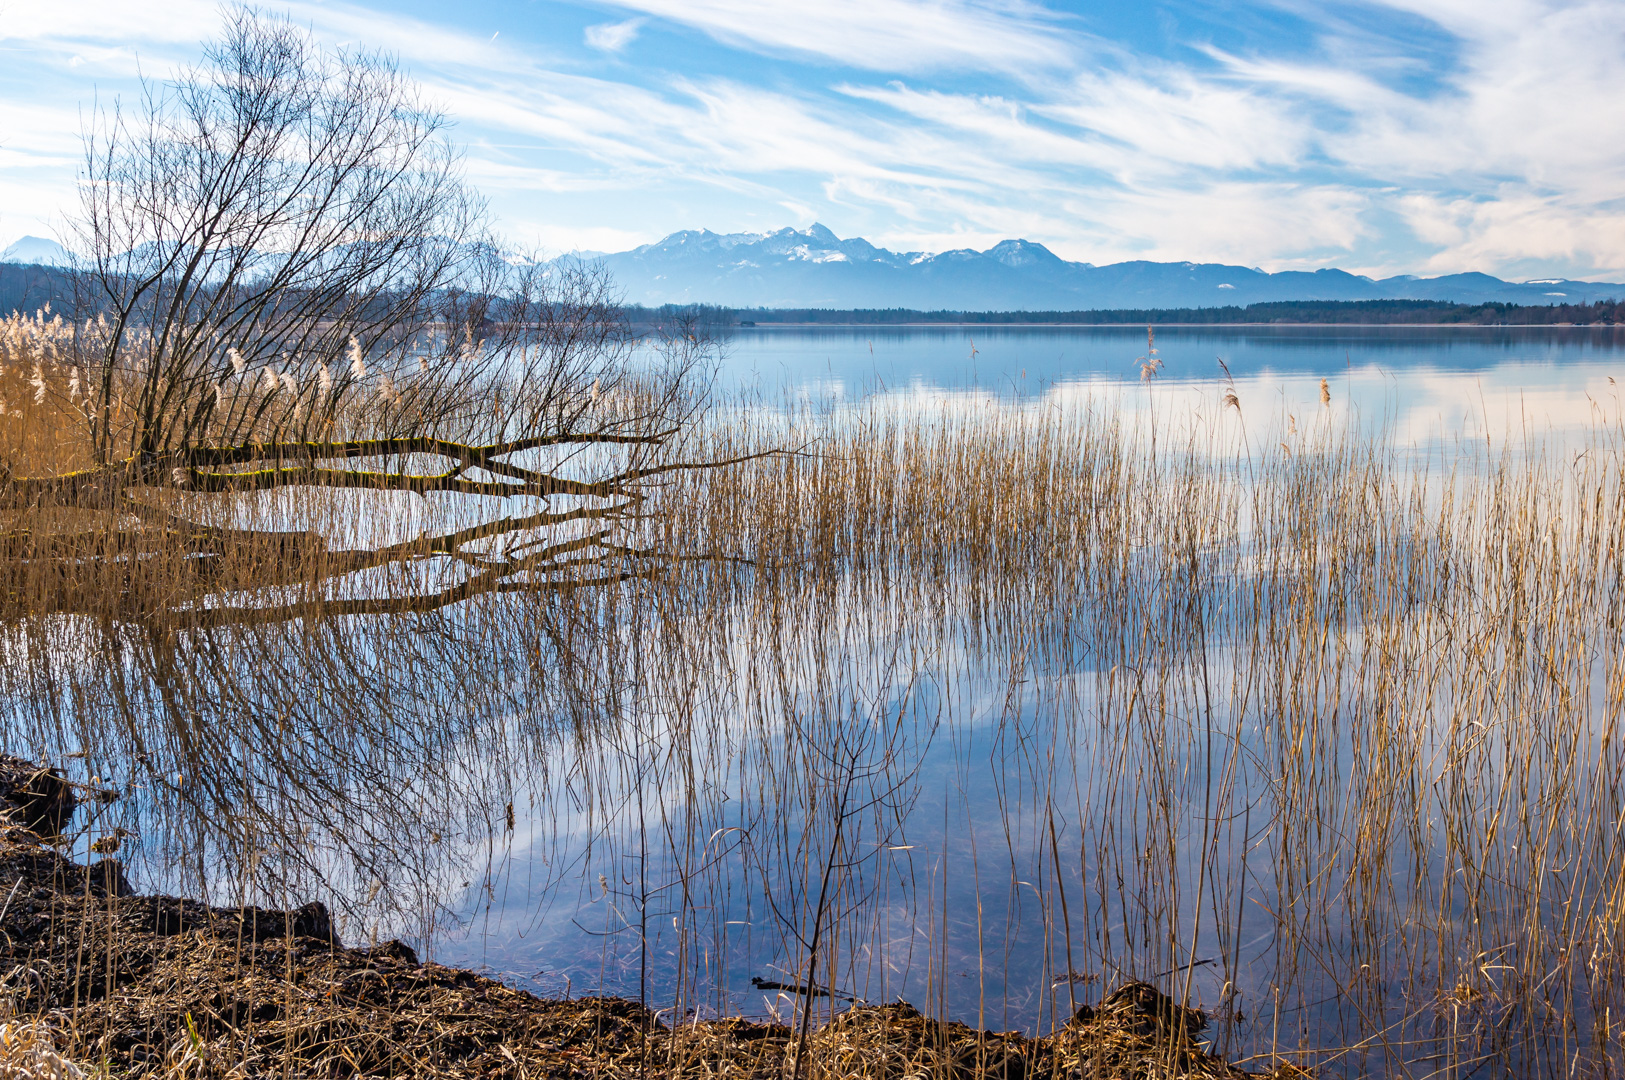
<box><xmin>722</xmin><ymin>324</ymin><xmax>1625</xmax><ymax>387</ymax></box>
<box><xmin>725</xmin><ymin>324</ymin><xmax>1625</xmax><ymax>454</ymax></box>
<box><xmin>429</xmin><ymin>392</ymin><xmax>1621</xmax><ymax>1077</ymax></box>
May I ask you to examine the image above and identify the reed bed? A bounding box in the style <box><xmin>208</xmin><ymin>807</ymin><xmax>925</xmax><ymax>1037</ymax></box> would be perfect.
<box><xmin>610</xmin><ymin>392</ymin><xmax>1625</xmax><ymax>1075</ymax></box>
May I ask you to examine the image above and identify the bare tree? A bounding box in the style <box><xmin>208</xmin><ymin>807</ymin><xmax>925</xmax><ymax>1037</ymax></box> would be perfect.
<box><xmin>0</xmin><ymin>8</ymin><xmax>753</xmax><ymax>625</ymax></box>
<box><xmin>0</xmin><ymin>8</ymin><xmax>781</xmax><ymax>933</ymax></box>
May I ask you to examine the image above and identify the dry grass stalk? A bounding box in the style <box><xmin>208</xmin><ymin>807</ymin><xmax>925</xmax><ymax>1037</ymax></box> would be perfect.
<box><xmin>0</xmin><ymin>785</ymin><xmax>1281</xmax><ymax>1079</ymax></box>
<box><xmin>0</xmin><ymin>1006</ymin><xmax>85</xmax><ymax>1080</ymax></box>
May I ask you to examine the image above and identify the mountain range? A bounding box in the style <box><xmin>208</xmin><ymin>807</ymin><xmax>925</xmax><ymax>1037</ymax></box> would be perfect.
<box><xmin>10</xmin><ymin>228</ymin><xmax>1625</xmax><ymax>311</ymax></box>
<box><xmin>585</xmin><ymin>225</ymin><xmax>1625</xmax><ymax>311</ymax></box>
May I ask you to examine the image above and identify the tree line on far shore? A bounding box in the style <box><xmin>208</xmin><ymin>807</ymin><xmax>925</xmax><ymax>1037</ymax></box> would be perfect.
<box><xmin>9</xmin><ymin>257</ymin><xmax>1620</xmax><ymax>329</ymax></box>
<box><xmin>713</xmin><ymin>298</ymin><xmax>1625</xmax><ymax>326</ymax></box>
<box><xmin>615</xmin><ymin>298</ymin><xmax>1623</xmax><ymax>327</ymax></box>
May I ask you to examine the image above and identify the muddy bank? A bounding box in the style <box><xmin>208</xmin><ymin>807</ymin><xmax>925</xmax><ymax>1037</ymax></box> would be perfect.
<box><xmin>0</xmin><ymin>758</ymin><xmax>1289</xmax><ymax>1078</ymax></box>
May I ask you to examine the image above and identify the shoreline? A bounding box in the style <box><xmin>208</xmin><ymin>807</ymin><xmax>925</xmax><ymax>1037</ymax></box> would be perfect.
<box><xmin>0</xmin><ymin>757</ymin><xmax>1279</xmax><ymax>1079</ymax></box>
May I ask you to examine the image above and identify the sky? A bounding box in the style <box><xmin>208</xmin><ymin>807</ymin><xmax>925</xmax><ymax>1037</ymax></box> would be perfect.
<box><xmin>2</xmin><ymin>0</ymin><xmax>1624</xmax><ymax>280</ymax></box>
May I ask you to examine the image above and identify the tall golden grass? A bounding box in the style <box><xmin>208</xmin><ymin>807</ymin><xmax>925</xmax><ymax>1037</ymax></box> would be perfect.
<box><xmin>627</xmin><ymin>388</ymin><xmax>1625</xmax><ymax>1073</ymax></box>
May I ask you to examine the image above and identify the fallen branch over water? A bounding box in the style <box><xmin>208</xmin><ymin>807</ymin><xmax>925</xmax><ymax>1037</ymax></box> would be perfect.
<box><xmin>751</xmin><ymin>975</ymin><xmax>865</xmax><ymax>1003</ymax></box>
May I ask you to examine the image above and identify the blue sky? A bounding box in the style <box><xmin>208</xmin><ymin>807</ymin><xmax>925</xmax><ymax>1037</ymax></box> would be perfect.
<box><xmin>3</xmin><ymin>0</ymin><xmax>1624</xmax><ymax>279</ymax></box>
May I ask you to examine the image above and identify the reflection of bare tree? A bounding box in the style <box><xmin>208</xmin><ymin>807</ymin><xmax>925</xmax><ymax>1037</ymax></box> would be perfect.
<box><xmin>0</xmin><ymin>10</ymin><xmax>764</xmax><ymax>940</ymax></box>
<box><xmin>0</xmin><ymin>10</ymin><xmax>760</xmax><ymax>628</ymax></box>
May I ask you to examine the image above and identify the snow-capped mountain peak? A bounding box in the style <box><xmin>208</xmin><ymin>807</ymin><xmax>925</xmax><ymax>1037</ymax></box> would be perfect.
<box><xmin>581</xmin><ymin>225</ymin><xmax>1625</xmax><ymax>309</ymax></box>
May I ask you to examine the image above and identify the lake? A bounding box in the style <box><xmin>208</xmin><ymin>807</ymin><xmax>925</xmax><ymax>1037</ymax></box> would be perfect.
<box><xmin>44</xmin><ymin>325</ymin><xmax>1625</xmax><ymax>1079</ymax></box>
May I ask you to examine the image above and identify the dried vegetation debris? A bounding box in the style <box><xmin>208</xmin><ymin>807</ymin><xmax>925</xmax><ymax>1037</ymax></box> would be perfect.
<box><xmin>0</xmin><ymin>756</ymin><xmax>79</xmax><ymax>838</ymax></box>
<box><xmin>0</xmin><ymin>1008</ymin><xmax>85</xmax><ymax>1080</ymax></box>
<box><xmin>0</xmin><ymin>761</ymin><xmax>1284</xmax><ymax>1078</ymax></box>
<box><xmin>800</xmin><ymin>994</ymin><xmax>1263</xmax><ymax>1080</ymax></box>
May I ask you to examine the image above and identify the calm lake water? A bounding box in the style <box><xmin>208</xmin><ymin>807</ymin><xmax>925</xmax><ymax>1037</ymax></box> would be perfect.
<box><xmin>720</xmin><ymin>324</ymin><xmax>1625</xmax><ymax>450</ymax></box>
<box><xmin>720</xmin><ymin>323</ymin><xmax>1625</xmax><ymax>387</ymax></box>
<box><xmin>408</xmin><ymin>327</ymin><xmax>1625</xmax><ymax>1079</ymax></box>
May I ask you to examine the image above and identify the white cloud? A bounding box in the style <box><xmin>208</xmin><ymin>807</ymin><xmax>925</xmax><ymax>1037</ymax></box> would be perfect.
<box><xmin>411</xmin><ymin>5</ymin><xmax>1625</xmax><ymax>276</ymax></box>
<box><xmin>1039</xmin><ymin>68</ymin><xmax>1313</xmax><ymax>177</ymax></box>
<box><xmin>524</xmin><ymin>223</ymin><xmax>657</xmax><ymax>256</ymax></box>
<box><xmin>1398</xmin><ymin>192</ymin><xmax>1625</xmax><ymax>278</ymax></box>
<box><xmin>584</xmin><ymin>18</ymin><xmax>645</xmax><ymax>53</ymax></box>
<box><xmin>5</xmin><ymin>0</ymin><xmax>1625</xmax><ymax>279</ymax></box>
<box><xmin>593</xmin><ymin>0</ymin><xmax>1073</xmax><ymax>75</ymax></box>
<box><xmin>0</xmin><ymin>0</ymin><xmax>212</xmax><ymax>45</ymax></box>
<box><xmin>1078</xmin><ymin>183</ymin><xmax>1374</xmax><ymax>267</ymax></box>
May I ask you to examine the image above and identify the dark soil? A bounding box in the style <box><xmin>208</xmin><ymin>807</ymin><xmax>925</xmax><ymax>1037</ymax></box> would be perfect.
<box><xmin>0</xmin><ymin>756</ymin><xmax>1289</xmax><ymax>1078</ymax></box>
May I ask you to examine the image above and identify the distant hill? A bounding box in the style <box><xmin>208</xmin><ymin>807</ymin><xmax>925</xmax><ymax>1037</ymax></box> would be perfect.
<box><xmin>8</xmin><ymin>224</ymin><xmax>1624</xmax><ymax>324</ymax></box>
<box><xmin>585</xmin><ymin>224</ymin><xmax>1625</xmax><ymax>310</ymax></box>
<box><xmin>0</xmin><ymin>236</ymin><xmax>74</xmax><ymax>267</ymax></box>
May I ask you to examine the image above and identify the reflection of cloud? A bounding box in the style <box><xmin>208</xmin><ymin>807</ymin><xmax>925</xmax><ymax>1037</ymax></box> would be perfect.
<box><xmin>584</xmin><ymin>18</ymin><xmax>644</xmax><ymax>53</ymax></box>
<box><xmin>796</xmin><ymin>357</ymin><xmax>1625</xmax><ymax>461</ymax></box>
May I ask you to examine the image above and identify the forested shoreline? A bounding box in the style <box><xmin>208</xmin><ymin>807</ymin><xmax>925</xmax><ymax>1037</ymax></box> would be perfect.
<box><xmin>714</xmin><ymin>297</ymin><xmax>1625</xmax><ymax>326</ymax></box>
<box><xmin>10</xmin><ymin>259</ymin><xmax>1620</xmax><ymax>328</ymax></box>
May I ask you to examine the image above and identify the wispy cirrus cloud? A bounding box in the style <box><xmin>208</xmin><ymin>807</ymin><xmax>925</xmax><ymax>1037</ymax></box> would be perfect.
<box><xmin>423</xmin><ymin>0</ymin><xmax>1625</xmax><ymax>274</ymax></box>
<box><xmin>584</xmin><ymin>18</ymin><xmax>645</xmax><ymax>53</ymax></box>
<box><xmin>588</xmin><ymin>0</ymin><xmax>1075</xmax><ymax>74</ymax></box>
<box><xmin>3</xmin><ymin>0</ymin><xmax>1625</xmax><ymax>278</ymax></box>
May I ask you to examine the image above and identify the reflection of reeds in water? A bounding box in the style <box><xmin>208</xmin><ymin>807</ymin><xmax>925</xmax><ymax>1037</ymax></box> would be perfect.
<box><xmin>5</xmin><ymin>323</ymin><xmax>1625</xmax><ymax>1076</ymax></box>
<box><xmin>636</xmin><ymin>393</ymin><xmax>1625</xmax><ymax>1074</ymax></box>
